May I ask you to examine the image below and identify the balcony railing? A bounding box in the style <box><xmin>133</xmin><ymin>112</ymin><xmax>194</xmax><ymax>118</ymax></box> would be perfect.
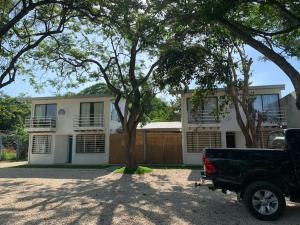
<box><xmin>25</xmin><ymin>117</ymin><xmax>56</xmax><ymax>130</ymax></box>
<box><xmin>260</xmin><ymin>108</ymin><xmax>286</xmax><ymax>125</ymax></box>
<box><xmin>188</xmin><ymin>110</ymin><xmax>219</xmax><ymax>124</ymax></box>
<box><xmin>73</xmin><ymin>114</ymin><xmax>104</xmax><ymax>130</ymax></box>
<box><xmin>188</xmin><ymin>108</ymin><xmax>286</xmax><ymax>125</ymax></box>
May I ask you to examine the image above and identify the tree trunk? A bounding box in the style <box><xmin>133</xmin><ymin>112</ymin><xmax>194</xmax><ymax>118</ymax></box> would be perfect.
<box><xmin>245</xmin><ymin>137</ymin><xmax>255</xmax><ymax>148</ymax></box>
<box><xmin>124</xmin><ymin>126</ymin><xmax>138</xmax><ymax>170</ymax></box>
<box><xmin>296</xmin><ymin>92</ymin><xmax>300</xmax><ymax>110</ymax></box>
<box><xmin>218</xmin><ymin>18</ymin><xmax>300</xmax><ymax>110</ymax></box>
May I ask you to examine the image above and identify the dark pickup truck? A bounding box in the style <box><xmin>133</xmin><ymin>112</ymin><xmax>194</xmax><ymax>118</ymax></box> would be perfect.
<box><xmin>202</xmin><ymin>128</ymin><xmax>300</xmax><ymax>221</ymax></box>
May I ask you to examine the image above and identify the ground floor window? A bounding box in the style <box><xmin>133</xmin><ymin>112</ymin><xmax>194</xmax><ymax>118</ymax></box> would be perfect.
<box><xmin>186</xmin><ymin>131</ymin><xmax>221</xmax><ymax>153</ymax></box>
<box><xmin>32</xmin><ymin>135</ymin><xmax>52</xmax><ymax>154</ymax></box>
<box><xmin>76</xmin><ymin>134</ymin><xmax>105</xmax><ymax>153</ymax></box>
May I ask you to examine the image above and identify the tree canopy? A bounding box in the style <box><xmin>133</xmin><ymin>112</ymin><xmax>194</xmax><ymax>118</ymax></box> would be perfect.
<box><xmin>0</xmin><ymin>0</ymin><xmax>106</xmax><ymax>89</ymax></box>
<box><xmin>158</xmin><ymin>0</ymin><xmax>300</xmax><ymax>108</ymax></box>
<box><xmin>78</xmin><ymin>83</ymin><xmax>113</xmax><ymax>96</ymax></box>
<box><xmin>33</xmin><ymin>0</ymin><xmax>168</xmax><ymax>168</ymax></box>
<box><xmin>144</xmin><ymin>96</ymin><xmax>181</xmax><ymax>122</ymax></box>
<box><xmin>0</xmin><ymin>93</ymin><xmax>30</xmax><ymax>133</ymax></box>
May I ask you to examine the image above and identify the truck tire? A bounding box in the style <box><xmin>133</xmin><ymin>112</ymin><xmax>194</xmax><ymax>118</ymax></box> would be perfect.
<box><xmin>243</xmin><ymin>181</ymin><xmax>286</xmax><ymax>221</ymax></box>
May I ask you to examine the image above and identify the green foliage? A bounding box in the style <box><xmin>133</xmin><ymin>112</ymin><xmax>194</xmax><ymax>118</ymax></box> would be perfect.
<box><xmin>1</xmin><ymin>149</ymin><xmax>16</xmax><ymax>161</ymax></box>
<box><xmin>79</xmin><ymin>83</ymin><xmax>113</xmax><ymax>95</ymax></box>
<box><xmin>157</xmin><ymin>0</ymin><xmax>300</xmax><ymax>110</ymax></box>
<box><xmin>34</xmin><ymin>0</ymin><xmax>168</xmax><ymax>126</ymax></box>
<box><xmin>0</xmin><ymin>0</ymin><xmax>106</xmax><ymax>90</ymax></box>
<box><xmin>156</xmin><ymin>40</ymin><xmax>231</xmax><ymax>94</ymax></box>
<box><xmin>145</xmin><ymin>96</ymin><xmax>181</xmax><ymax>122</ymax></box>
<box><xmin>164</xmin><ymin>0</ymin><xmax>300</xmax><ymax>59</ymax></box>
<box><xmin>0</xmin><ymin>93</ymin><xmax>30</xmax><ymax>133</ymax></box>
<box><xmin>62</xmin><ymin>83</ymin><xmax>113</xmax><ymax>97</ymax></box>
<box><xmin>114</xmin><ymin>166</ymin><xmax>153</xmax><ymax>174</ymax></box>
<box><xmin>224</xmin><ymin>0</ymin><xmax>300</xmax><ymax>58</ymax></box>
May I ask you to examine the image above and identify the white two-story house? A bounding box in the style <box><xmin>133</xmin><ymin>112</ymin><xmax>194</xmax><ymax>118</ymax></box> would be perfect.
<box><xmin>25</xmin><ymin>94</ymin><xmax>122</xmax><ymax>165</ymax></box>
<box><xmin>181</xmin><ymin>84</ymin><xmax>286</xmax><ymax>165</ymax></box>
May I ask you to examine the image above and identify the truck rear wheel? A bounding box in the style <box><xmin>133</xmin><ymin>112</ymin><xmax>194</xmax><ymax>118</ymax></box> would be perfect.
<box><xmin>244</xmin><ymin>181</ymin><xmax>286</xmax><ymax>221</ymax></box>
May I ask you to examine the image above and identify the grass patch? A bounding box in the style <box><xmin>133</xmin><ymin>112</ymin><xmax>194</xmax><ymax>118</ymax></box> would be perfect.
<box><xmin>1</xmin><ymin>150</ymin><xmax>17</xmax><ymax>161</ymax></box>
<box><xmin>114</xmin><ymin>166</ymin><xmax>153</xmax><ymax>174</ymax></box>
<box><xmin>14</xmin><ymin>164</ymin><xmax>111</xmax><ymax>169</ymax></box>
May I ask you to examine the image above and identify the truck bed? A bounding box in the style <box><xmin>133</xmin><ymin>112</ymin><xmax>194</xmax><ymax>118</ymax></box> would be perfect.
<box><xmin>203</xmin><ymin>147</ymin><xmax>290</xmax><ymax>191</ymax></box>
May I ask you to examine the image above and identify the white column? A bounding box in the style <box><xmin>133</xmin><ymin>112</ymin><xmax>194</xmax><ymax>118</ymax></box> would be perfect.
<box><xmin>104</xmin><ymin>98</ymin><xmax>111</xmax><ymax>163</ymax></box>
<box><xmin>221</xmin><ymin>131</ymin><xmax>227</xmax><ymax>148</ymax></box>
<box><xmin>51</xmin><ymin>134</ymin><xmax>55</xmax><ymax>164</ymax></box>
<box><xmin>181</xmin><ymin>95</ymin><xmax>188</xmax><ymax>164</ymax></box>
<box><xmin>72</xmin><ymin>134</ymin><xmax>76</xmax><ymax>162</ymax></box>
<box><xmin>28</xmin><ymin>134</ymin><xmax>32</xmax><ymax>164</ymax></box>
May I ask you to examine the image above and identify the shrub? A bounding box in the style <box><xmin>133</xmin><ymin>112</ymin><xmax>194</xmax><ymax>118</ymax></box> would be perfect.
<box><xmin>1</xmin><ymin>149</ymin><xmax>17</xmax><ymax>161</ymax></box>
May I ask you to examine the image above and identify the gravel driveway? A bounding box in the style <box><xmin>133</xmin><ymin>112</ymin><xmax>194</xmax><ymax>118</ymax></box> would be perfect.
<box><xmin>0</xmin><ymin>163</ymin><xmax>299</xmax><ymax>225</ymax></box>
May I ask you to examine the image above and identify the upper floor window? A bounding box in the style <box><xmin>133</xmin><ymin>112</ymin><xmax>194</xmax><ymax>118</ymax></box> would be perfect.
<box><xmin>111</xmin><ymin>103</ymin><xmax>119</xmax><ymax>121</ymax></box>
<box><xmin>252</xmin><ymin>94</ymin><xmax>280</xmax><ymax>112</ymax></box>
<box><xmin>80</xmin><ymin>102</ymin><xmax>104</xmax><ymax>126</ymax></box>
<box><xmin>34</xmin><ymin>104</ymin><xmax>57</xmax><ymax>119</ymax></box>
<box><xmin>80</xmin><ymin>102</ymin><xmax>104</xmax><ymax>116</ymax></box>
<box><xmin>187</xmin><ymin>97</ymin><xmax>218</xmax><ymax>124</ymax></box>
<box><xmin>252</xmin><ymin>94</ymin><xmax>283</xmax><ymax>123</ymax></box>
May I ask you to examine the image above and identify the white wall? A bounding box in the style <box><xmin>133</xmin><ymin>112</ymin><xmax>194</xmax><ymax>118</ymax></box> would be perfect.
<box><xmin>54</xmin><ymin>135</ymin><xmax>69</xmax><ymax>163</ymax></box>
<box><xmin>281</xmin><ymin>93</ymin><xmax>300</xmax><ymax>128</ymax></box>
<box><xmin>235</xmin><ymin>131</ymin><xmax>246</xmax><ymax>148</ymax></box>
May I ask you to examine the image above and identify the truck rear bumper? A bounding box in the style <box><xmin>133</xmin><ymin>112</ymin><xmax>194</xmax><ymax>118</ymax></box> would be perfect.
<box><xmin>195</xmin><ymin>170</ymin><xmax>215</xmax><ymax>190</ymax></box>
<box><xmin>195</xmin><ymin>180</ymin><xmax>215</xmax><ymax>190</ymax></box>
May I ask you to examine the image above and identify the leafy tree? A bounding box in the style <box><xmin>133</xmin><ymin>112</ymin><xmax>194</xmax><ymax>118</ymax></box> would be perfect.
<box><xmin>79</xmin><ymin>83</ymin><xmax>113</xmax><ymax>96</ymax></box>
<box><xmin>156</xmin><ymin>38</ymin><xmax>278</xmax><ymax>147</ymax></box>
<box><xmin>0</xmin><ymin>0</ymin><xmax>105</xmax><ymax>89</ymax></box>
<box><xmin>168</xmin><ymin>96</ymin><xmax>181</xmax><ymax>121</ymax></box>
<box><xmin>223</xmin><ymin>44</ymin><xmax>264</xmax><ymax>148</ymax></box>
<box><xmin>35</xmin><ymin>0</ymin><xmax>167</xmax><ymax>169</ymax></box>
<box><xmin>145</xmin><ymin>97</ymin><xmax>177</xmax><ymax>122</ymax></box>
<box><xmin>0</xmin><ymin>93</ymin><xmax>30</xmax><ymax>133</ymax></box>
<box><xmin>162</xmin><ymin>0</ymin><xmax>300</xmax><ymax>109</ymax></box>
<box><xmin>77</xmin><ymin>83</ymin><xmax>179</xmax><ymax>122</ymax></box>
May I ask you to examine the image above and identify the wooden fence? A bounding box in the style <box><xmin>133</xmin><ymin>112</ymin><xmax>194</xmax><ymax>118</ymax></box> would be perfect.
<box><xmin>109</xmin><ymin>131</ymin><xmax>182</xmax><ymax>164</ymax></box>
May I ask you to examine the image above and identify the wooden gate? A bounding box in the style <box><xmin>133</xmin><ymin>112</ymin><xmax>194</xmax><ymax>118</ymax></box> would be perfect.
<box><xmin>146</xmin><ymin>132</ymin><xmax>182</xmax><ymax>164</ymax></box>
<box><xmin>109</xmin><ymin>131</ymin><xmax>182</xmax><ymax>164</ymax></box>
<box><xmin>109</xmin><ymin>132</ymin><xmax>144</xmax><ymax>164</ymax></box>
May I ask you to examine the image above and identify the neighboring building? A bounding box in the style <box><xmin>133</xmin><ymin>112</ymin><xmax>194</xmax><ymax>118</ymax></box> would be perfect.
<box><xmin>181</xmin><ymin>85</ymin><xmax>286</xmax><ymax>165</ymax></box>
<box><xmin>25</xmin><ymin>95</ymin><xmax>123</xmax><ymax>164</ymax></box>
<box><xmin>280</xmin><ymin>91</ymin><xmax>300</xmax><ymax>128</ymax></box>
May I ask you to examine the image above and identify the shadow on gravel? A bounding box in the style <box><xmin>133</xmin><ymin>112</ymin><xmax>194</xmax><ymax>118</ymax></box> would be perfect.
<box><xmin>0</xmin><ymin>169</ymin><xmax>299</xmax><ymax>225</ymax></box>
<box><xmin>0</xmin><ymin>167</ymin><xmax>115</xmax><ymax>180</ymax></box>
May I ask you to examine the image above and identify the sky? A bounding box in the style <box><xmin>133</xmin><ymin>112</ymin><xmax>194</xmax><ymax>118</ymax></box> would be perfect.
<box><xmin>2</xmin><ymin>45</ymin><xmax>299</xmax><ymax>100</ymax></box>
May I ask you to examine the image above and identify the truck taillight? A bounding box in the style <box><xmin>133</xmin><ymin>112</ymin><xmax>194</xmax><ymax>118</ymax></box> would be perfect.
<box><xmin>203</xmin><ymin>154</ymin><xmax>216</xmax><ymax>175</ymax></box>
